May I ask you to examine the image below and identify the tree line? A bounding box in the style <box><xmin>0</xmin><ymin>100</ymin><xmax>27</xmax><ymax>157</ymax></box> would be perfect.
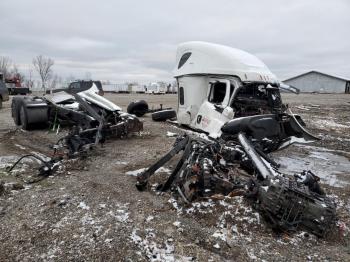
<box><xmin>0</xmin><ymin>55</ymin><xmax>79</xmax><ymax>93</ymax></box>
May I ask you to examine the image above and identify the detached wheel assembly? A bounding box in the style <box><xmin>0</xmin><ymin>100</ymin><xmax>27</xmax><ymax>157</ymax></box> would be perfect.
<box><xmin>12</xmin><ymin>96</ymin><xmax>49</xmax><ymax>130</ymax></box>
<box><xmin>151</xmin><ymin>109</ymin><xmax>177</xmax><ymax>121</ymax></box>
<box><xmin>127</xmin><ymin>100</ymin><xmax>149</xmax><ymax>117</ymax></box>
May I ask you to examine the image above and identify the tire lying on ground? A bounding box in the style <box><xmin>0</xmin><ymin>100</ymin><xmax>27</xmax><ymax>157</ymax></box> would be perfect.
<box><xmin>151</xmin><ymin>109</ymin><xmax>177</xmax><ymax>122</ymax></box>
<box><xmin>127</xmin><ymin>100</ymin><xmax>149</xmax><ymax>117</ymax></box>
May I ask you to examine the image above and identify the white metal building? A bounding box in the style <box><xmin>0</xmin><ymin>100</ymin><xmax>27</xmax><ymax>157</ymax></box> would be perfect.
<box><xmin>283</xmin><ymin>71</ymin><xmax>350</xmax><ymax>94</ymax></box>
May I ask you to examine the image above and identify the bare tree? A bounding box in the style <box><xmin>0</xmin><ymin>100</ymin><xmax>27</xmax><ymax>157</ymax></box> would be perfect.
<box><xmin>0</xmin><ymin>56</ymin><xmax>12</xmax><ymax>77</ymax></box>
<box><xmin>33</xmin><ymin>55</ymin><xmax>54</xmax><ymax>93</ymax></box>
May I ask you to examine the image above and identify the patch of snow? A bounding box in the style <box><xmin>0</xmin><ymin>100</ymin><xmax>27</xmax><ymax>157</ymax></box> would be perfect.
<box><xmin>246</xmin><ymin>248</ymin><xmax>257</xmax><ymax>260</ymax></box>
<box><xmin>130</xmin><ymin>229</ymin><xmax>176</xmax><ymax>261</ymax></box>
<box><xmin>146</xmin><ymin>215</ymin><xmax>154</xmax><ymax>222</ymax></box>
<box><xmin>78</xmin><ymin>202</ymin><xmax>90</xmax><ymax>210</ymax></box>
<box><xmin>81</xmin><ymin>214</ymin><xmax>95</xmax><ymax>225</ymax></box>
<box><xmin>173</xmin><ymin>221</ymin><xmax>181</xmax><ymax>227</ymax></box>
<box><xmin>114</xmin><ymin>161</ymin><xmax>128</xmax><ymax>165</ymax></box>
<box><xmin>312</xmin><ymin>119</ymin><xmax>349</xmax><ymax>130</ymax></box>
<box><xmin>168</xmin><ymin>198</ymin><xmax>183</xmax><ymax>214</ymax></box>
<box><xmin>295</xmin><ymin>105</ymin><xmax>310</xmax><ymax>111</ymax></box>
<box><xmin>275</xmin><ymin>148</ymin><xmax>350</xmax><ymax>187</ymax></box>
<box><xmin>278</xmin><ymin>136</ymin><xmax>314</xmax><ymax>149</ymax></box>
<box><xmin>0</xmin><ymin>155</ymin><xmax>32</xmax><ymax>169</ymax></box>
<box><xmin>166</xmin><ymin>131</ymin><xmax>178</xmax><ymax>137</ymax></box>
<box><xmin>14</xmin><ymin>144</ymin><xmax>26</xmax><ymax>150</ymax></box>
<box><xmin>125</xmin><ymin>168</ymin><xmax>147</xmax><ymax>176</ymax></box>
<box><xmin>155</xmin><ymin>167</ymin><xmax>172</xmax><ymax>174</ymax></box>
<box><xmin>105</xmin><ymin>238</ymin><xmax>113</xmax><ymax>243</ymax></box>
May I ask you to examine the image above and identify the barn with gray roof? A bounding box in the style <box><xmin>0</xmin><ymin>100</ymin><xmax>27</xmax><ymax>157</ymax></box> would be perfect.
<box><xmin>283</xmin><ymin>71</ymin><xmax>350</xmax><ymax>93</ymax></box>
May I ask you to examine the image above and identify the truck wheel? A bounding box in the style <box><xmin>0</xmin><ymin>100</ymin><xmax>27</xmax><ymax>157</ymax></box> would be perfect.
<box><xmin>151</xmin><ymin>109</ymin><xmax>177</xmax><ymax>121</ymax></box>
<box><xmin>11</xmin><ymin>97</ymin><xmax>23</xmax><ymax>125</ymax></box>
<box><xmin>127</xmin><ymin>100</ymin><xmax>149</xmax><ymax>117</ymax></box>
<box><xmin>19</xmin><ymin>105</ymin><xmax>30</xmax><ymax>130</ymax></box>
<box><xmin>0</xmin><ymin>97</ymin><xmax>2</xmax><ymax>109</ymax></box>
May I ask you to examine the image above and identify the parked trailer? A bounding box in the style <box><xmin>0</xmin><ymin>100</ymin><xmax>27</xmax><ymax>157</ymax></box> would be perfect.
<box><xmin>102</xmin><ymin>83</ymin><xmax>129</xmax><ymax>93</ymax></box>
<box><xmin>146</xmin><ymin>82</ymin><xmax>166</xmax><ymax>94</ymax></box>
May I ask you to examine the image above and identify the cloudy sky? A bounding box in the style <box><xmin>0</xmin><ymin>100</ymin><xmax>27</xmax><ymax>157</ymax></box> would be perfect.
<box><xmin>0</xmin><ymin>0</ymin><xmax>349</xmax><ymax>83</ymax></box>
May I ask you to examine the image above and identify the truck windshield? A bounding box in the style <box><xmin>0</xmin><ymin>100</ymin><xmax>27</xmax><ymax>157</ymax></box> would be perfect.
<box><xmin>231</xmin><ymin>84</ymin><xmax>284</xmax><ymax>117</ymax></box>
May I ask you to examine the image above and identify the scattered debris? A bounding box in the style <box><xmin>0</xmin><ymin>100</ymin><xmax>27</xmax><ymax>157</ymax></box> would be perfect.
<box><xmin>7</xmin><ymin>84</ymin><xmax>143</xmax><ymax>183</ymax></box>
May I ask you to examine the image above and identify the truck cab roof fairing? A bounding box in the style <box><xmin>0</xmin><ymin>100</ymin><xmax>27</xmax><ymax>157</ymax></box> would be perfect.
<box><xmin>173</xmin><ymin>41</ymin><xmax>278</xmax><ymax>84</ymax></box>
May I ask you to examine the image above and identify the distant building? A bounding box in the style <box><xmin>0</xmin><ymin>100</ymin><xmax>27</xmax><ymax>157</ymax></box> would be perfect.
<box><xmin>283</xmin><ymin>71</ymin><xmax>350</xmax><ymax>93</ymax></box>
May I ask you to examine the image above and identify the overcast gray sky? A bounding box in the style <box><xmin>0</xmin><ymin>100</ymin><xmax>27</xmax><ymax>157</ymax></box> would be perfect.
<box><xmin>1</xmin><ymin>0</ymin><xmax>349</xmax><ymax>83</ymax></box>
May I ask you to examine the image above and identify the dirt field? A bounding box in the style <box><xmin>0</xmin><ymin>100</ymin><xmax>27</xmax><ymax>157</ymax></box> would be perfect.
<box><xmin>0</xmin><ymin>93</ymin><xmax>350</xmax><ymax>261</ymax></box>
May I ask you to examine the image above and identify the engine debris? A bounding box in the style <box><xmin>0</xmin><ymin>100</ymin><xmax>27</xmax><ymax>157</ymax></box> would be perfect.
<box><xmin>136</xmin><ymin>133</ymin><xmax>337</xmax><ymax>237</ymax></box>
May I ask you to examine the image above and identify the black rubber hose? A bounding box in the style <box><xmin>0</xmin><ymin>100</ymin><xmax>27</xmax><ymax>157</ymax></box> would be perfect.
<box><xmin>6</xmin><ymin>154</ymin><xmax>49</xmax><ymax>173</ymax></box>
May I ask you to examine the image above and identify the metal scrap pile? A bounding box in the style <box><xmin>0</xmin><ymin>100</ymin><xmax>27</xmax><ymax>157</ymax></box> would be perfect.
<box><xmin>136</xmin><ymin>133</ymin><xmax>337</xmax><ymax>238</ymax></box>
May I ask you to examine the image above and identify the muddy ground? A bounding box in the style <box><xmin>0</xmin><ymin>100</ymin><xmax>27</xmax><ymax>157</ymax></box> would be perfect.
<box><xmin>0</xmin><ymin>93</ymin><xmax>350</xmax><ymax>261</ymax></box>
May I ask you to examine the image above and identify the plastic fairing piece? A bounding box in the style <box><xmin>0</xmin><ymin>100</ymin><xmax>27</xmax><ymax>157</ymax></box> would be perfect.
<box><xmin>78</xmin><ymin>83</ymin><xmax>121</xmax><ymax>112</ymax></box>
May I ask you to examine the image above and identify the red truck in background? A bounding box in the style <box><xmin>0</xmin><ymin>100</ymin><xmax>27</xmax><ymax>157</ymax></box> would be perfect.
<box><xmin>4</xmin><ymin>75</ymin><xmax>30</xmax><ymax>95</ymax></box>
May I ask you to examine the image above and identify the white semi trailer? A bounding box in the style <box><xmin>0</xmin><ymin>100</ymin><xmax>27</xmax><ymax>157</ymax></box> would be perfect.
<box><xmin>146</xmin><ymin>82</ymin><xmax>167</xmax><ymax>94</ymax></box>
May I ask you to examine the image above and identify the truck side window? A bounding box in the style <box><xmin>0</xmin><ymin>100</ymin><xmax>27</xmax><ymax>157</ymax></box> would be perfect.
<box><xmin>178</xmin><ymin>52</ymin><xmax>191</xmax><ymax>69</ymax></box>
<box><xmin>208</xmin><ymin>82</ymin><xmax>227</xmax><ymax>104</ymax></box>
<box><xmin>179</xmin><ymin>87</ymin><xmax>184</xmax><ymax>105</ymax></box>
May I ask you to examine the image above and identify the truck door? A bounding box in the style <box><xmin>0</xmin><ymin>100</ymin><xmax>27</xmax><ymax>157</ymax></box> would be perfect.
<box><xmin>194</xmin><ymin>79</ymin><xmax>234</xmax><ymax>136</ymax></box>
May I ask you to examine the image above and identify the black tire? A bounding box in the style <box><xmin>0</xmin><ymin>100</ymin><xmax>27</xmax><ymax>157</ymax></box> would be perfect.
<box><xmin>127</xmin><ymin>100</ymin><xmax>149</xmax><ymax>117</ymax></box>
<box><xmin>0</xmin><ymin>97</ymin><xmax>2</xmax><ymax>109</ymax></box>
<box><xmin>151</xmin><ymin>109</ymin><xmax>177</xmax><ymax>122</ymax></box>
<box><xmin>11</xmin><ymin>97</ymin><xmax>23</xmax><ymax>125</ymax></box>
<box><xmin>19</xmin><ymin>104</ymin><xmax>30</xmax><ymax>130</ymax></box>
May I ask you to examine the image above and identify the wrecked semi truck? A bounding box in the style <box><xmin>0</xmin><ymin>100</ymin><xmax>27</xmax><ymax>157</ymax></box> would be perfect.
<box><xmin>11</xmin><ymin>82</ymin><xmax>143</xmax><ymax>155</ymax></box>
<box><xmin>173</xmin><ymin>42</ymin><xmax>316</xmax><ymax>151</ymax></box>
<box><xmin>136</xmin><ymin>42</ymin><xmax>337</xmax><ymax>237</ymax></box>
